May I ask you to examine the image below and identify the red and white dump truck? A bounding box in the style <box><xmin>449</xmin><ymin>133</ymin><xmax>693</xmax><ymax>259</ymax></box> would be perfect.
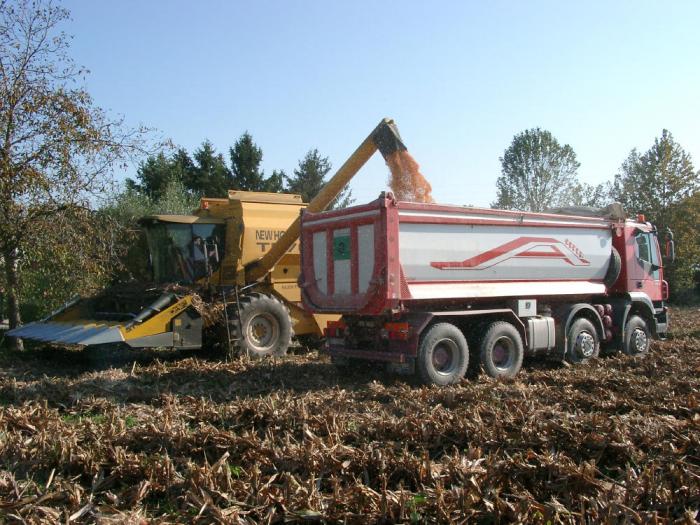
<box><xmin>299</xmin><ymin>193</ymin><xmax>672</xmax><ymax>385</ymax></box>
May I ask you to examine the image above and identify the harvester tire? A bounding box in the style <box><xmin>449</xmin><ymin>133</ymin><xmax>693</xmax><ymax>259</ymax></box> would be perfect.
<box><xmin>622</xmin><ymin>315</ymin><xmax>651</xmax><ymax>356</ymax></box>
<box><xmin>479</xmin><ymin>321</ymin><xmax>524</xmax><ymax>379</ymax></box>
<box><xmin>416</xmin><ymin>323</ymin><xmax>469</xmax><ymax>386</ymax></box>
<box><xmin>234</xmin><ymin>293</ymin><xmax>293</xmax><ymax>359</ymax></box>
<box><xmin>565</xmin><ymin>317</ymin><xmax>600</xmax><ymax>364</ymax></box>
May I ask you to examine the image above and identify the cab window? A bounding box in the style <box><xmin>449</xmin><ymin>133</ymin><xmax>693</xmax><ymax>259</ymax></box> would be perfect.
<box><xmin>636</xmin><ymin>234</ymin><xmax>651</xmax><ymax>264</ymax></box>
<box><xmin>635</xmin><ymin>232</ymin><xmax>660</xmax><ymax>279</ymax></box>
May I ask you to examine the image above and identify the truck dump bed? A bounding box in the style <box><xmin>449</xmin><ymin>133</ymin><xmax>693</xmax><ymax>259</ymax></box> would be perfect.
<box><xmin>300</xmin><ymin>194</ymin><xmax>614</xmax><ymax>315</ymax></box>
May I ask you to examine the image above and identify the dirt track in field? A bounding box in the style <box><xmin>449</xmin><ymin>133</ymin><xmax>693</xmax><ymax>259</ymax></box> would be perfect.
<box><xmin>0</xmin><ymin>308</ymin><xmax>698</xmax><ymax>524</ymax></box>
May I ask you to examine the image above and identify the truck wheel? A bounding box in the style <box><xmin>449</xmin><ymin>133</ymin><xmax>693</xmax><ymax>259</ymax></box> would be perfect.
<box><xmin>416</xmin><ymin>323</ymin><xmax>469</xmax><ymax>386</ymax></box>
<box><xmin>622</xmin><ymin>315</ymin><xmax>650</xmax><ymax>356</ymax></box>
<box><xmin>479</xmin><ymin>321</ymin><xmax>524</xmax><ymax>379</ymax></box>
<box><xmin>565</xmin><ymin>317</ymin><xmax>599</xmax><ymax>364</ymax></box>
<box><xmin>234</xmin><ymin>293</ymin><xmax>293</xmax><ymax>359</ymax></box>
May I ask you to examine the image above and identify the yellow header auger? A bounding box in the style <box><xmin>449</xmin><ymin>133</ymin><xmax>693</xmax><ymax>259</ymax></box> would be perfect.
<box><xmin>9</xmin><ymin>119</ymin><xmax>408</xmax><ymax>357</ymax></box>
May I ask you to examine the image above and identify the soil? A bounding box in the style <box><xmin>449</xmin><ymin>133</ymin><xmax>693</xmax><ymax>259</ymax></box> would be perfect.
<box><xmin>0</xmin><ymin>308</ymin><xmax>698</xmax><ymax>523</ymax></box>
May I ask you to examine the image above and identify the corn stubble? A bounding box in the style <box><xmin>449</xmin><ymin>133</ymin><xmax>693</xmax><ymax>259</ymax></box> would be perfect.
<box><xmin>0</xmin><ymin>309</ymin><xmax>699</xmax><ymax>523</ymax></box>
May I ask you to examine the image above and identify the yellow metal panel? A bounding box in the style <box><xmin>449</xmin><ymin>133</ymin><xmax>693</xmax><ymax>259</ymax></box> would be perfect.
<box><xmin>228</xmin><ymin>191</ymin><xmax>304</xmax><ymax>204</ymax></box>
<box><xmin>272</xmin><ymin>281</ymin><xmax>302</xmax><ymax>302</ymax></box>
<box><xmin>238</xmin><ymin>200</ymin><xmax>305</xmax><ymax>268</ymax></box>
<box><xmin>121</xmin><ymin>296</ymin><xmax>194</xmax><ymax>340</ymax></box>
<box><xmin>140</xmin><ymin>214</ymin><xmax>225</xmax><ymax>224</ymax></box>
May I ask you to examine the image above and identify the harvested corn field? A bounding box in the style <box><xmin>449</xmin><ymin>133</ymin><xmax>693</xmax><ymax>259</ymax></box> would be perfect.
<box><xmin>0</xmin><ymin>308</ymin><xmax>699</xmax><ymax>524</ymax></box>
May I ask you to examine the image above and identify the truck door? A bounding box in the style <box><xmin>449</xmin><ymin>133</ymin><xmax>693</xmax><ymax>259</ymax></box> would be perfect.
<box><xmin>630</xmin><ymin>231</ymin><xmax>663</xmax><ymax>302</ymax></box>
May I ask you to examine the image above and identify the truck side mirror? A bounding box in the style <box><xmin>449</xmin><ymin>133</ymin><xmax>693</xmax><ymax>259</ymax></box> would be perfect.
<box><xmin>663</xmin><ymin>228</ymin><xmax>675</xmax><ymax>264</ymax></box>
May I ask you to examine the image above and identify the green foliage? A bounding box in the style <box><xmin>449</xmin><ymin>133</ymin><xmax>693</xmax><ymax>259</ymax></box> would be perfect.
<box><xmin>569</xmin><ymin>182</ymin><xmax>609</xmax><ymax>208</ymax></box>
<box><xmin>610</xmin><ymin>130</ymin><xmax>700</xmax><ymax>300</ymax></box>
<box><xmin>187</xmin><ymin>141</ymin><xmax>231</xmax><ymax>198</ymax></box>
<box><xmin>494</xmin><ymin>128</ymin><xmax>582</xmax><ymax>212</ymax></box>
<box><xmin>231</xmin><ymin>132</ymin><xmax>273</xmax><ymax>191</ymax></box>
<box><xmin>16</xmin><ymin>208</ymin><xmax>123</xmax><ymax>321</ymax></box>
<box><xmin>0</xmin><ymin>0</ymin><xmax>150</xmax><ymax>344</ymax></box>
<box><xmin>609</xmin><ymin>130</ymin><xmax>698</xmax><ymax>226</ymax></box>
<box><xmin>127</xmin><ymin>149</ymin><xmax>195</xmax><ymax>200</ymax></box>
<box><xmin>264</xmin><ymin>169</ymin><xmax>286</xmax><ymax>193</ymax></box>
<box><xmin>131</xmin><ymin>132</ymin><xmax>288</xmax><ymax>199</ymax></box>
<box><xmin>285</xmin><ymin>149</ymin><xmax>353</xmax><ymax>209</ymax></box>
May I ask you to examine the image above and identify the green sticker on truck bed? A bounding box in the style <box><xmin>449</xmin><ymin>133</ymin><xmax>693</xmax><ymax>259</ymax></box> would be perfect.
<box><xmin>333</xmin><ymin>235</ymin><xmax>351</xmax><ymax>260</ymax></box>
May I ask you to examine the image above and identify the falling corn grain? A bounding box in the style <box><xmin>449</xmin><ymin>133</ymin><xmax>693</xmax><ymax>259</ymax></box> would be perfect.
<box><xmin>385</xmin><ymin>149</ymin><xmax>433</xmax><ymax>203</ymax></box>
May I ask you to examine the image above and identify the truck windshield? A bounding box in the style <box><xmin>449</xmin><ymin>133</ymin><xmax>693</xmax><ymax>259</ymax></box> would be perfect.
<box><xmin>144</xmin><ymin>222</ymin><xmax>225</xmax><ymax>283</ymax></box>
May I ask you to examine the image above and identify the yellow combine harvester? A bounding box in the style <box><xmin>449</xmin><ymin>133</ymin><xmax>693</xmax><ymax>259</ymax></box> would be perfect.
<box><xmin>9</xmin><ymin>118</ymin><xmax>408</xmax><ymax>357</ymax></box>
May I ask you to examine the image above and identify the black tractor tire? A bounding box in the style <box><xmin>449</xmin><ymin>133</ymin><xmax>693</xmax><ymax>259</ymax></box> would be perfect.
<box><xmin>479</xmin><ymin>321</ymin><xmax>524</xmax><ymax>379</ymax></box>
<box><xmin>565</xmin><ymin>317</ymin><xmax>600</xmax><ymax>364</ymax></box>
<box><xmin>416</xmin><ymin>323</ymin><xmax>469</xmax><ymax>386</ymax></box>
<box><xmin>603</xmin><ymin>247</ymin><xmax>622</xmax><ymax>288</ymax></box>
<box><xmin>232</xmin><ymin>293</ymin><xmax>293</xmax><ymax>359</ymax></box>
<box><xmin>622</xmin><ymin>315</ymin><xmax>651</xmax><ymax>356</ymax></box>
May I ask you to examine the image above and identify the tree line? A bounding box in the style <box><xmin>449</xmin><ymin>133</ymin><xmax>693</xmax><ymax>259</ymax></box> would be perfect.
<box><xmin>124</xmin><ymin>135</ymin><xmax>352</xmax><ymax>209</ymax></box>
<box><xmin>1</xmin><ymin>0</ymin><xmax>698</xmax><ymax>351</ymax></box>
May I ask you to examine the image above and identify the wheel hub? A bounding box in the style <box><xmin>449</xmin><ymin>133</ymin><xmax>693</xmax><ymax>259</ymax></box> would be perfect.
<box><xmin>633</xmin><ymin>328</ymin><xmax>648</xmax><ymax>353</ymax></box>
<box><xmin>492</xmin><ymin>337</ymin><xmax>514</xmax><ymax>370</ymax></box>
<box><xmin>576</xmin><ymin>332</ymin><xmax>595</xmax><ymax>358</ymax></box>
<box><xmin>246</xmin><ymin>313</ymin><xmax>279</xmax><ymax>350</ymax></box>
<box><xmin>432</xmin><ymin>339</ymin><xmax>457</xmax><ymax>375</ymax></box>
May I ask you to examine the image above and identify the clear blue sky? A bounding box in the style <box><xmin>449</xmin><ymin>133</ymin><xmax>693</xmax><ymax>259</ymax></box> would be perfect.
<box><xmin>63</xmin><ymin>0</ymin><xmax>700</xmax><ymax>207</ymax></box>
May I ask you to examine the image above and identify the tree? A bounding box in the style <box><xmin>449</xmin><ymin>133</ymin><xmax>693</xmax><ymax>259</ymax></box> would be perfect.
<box><xmin>609</xmin><ymin>130</ymin><xmax>700</xmax><ymax>298</ymax></box>
<box><xmin>230</xmin><ymin>132</ymin><xmax>264</xmax><ymax>191</ymax></box>
<box><xmin>493</xmin><ymin>128</ymin><xmax>581</xmax><ymax>212</ymax></box>
<box><xmin>186</xmin><ymin>141</ymin><xmax>231</xmax><ymax>198</ymax></box>
<box><xmin>285</xmin><ymin>149</ymin><xmax>353</xmax><ymax>208</ymax></box>
<box><xmin>230</xmin><ymin>132</ymin><xmax>284</xmax><ymax>192</ymax></box>
<box><xmin>0</xmin><ymin>1</ymin><xmax>148</xmax><ymax>349</ymax></box>
<box><xmin>609</xmin><ymin>130</ymin><xmax>698</xmax><ymax>227</ymax></box>
<box><xmin>569</xmin><ymin>182</ymin><xmax>608</xmax><ymax>208</ymax></box>
<box><xmin>126</xmin><ymin>152</ymin><xmax>171</xmax><ymax>200</ymax></box>
<box><xmin>127</xmin><ymin>147</ymin><xmax>195</xmax><ymax>200</ymax></box>
<box><xmin>264</xmin><ymin>169</ymin><xmax>285</xmax><ymax>193</ymax></box>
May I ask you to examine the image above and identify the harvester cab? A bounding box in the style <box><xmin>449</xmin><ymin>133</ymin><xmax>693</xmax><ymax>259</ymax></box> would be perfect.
<box><xmin>9</xmin><ymin>118</ymin><xmax>410</xmax><ymax>357</ymax></box>
<box><xmin>138</xmin><ymin>214</ymin><xmax>226</xmax><ymax>285</ymax></box>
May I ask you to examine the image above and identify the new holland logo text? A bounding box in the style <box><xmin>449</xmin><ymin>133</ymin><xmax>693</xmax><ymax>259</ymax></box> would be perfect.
<box><xmin>431</xmin><ymin>237</ymin><xmax>589</xmax><ymax>270</ymax></box>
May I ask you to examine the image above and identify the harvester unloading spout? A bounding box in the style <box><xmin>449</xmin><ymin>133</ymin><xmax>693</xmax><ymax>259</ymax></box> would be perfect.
<box><xmin>244</xmin><ymin>118</ymin><xmax>407</xmax><ymax>282</ymax></box>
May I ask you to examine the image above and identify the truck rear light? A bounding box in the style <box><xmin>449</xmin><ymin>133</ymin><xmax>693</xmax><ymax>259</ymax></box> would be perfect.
<box><xmin>325</xmin><ymin>320</ymin><xmax>347</xmax><ymax>338</ymax></box>
<box><xmin>381</xmin><ymin>322</ymin><xmax>410</xmax><ymax>341</ymax></box>
<box><xmin>662</xmin><ymin>280</ymin><xmax>669</xmax><ymax>301</ymax></box>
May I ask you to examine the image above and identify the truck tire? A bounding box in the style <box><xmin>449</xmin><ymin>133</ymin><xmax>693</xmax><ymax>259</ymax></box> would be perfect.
<box><xmin>479</xmin><ymin>321</ymin><xmax>524</xmax><ymax>379</ymax></box>
<box><xmin>416</xmin><ymin>323</ymin><xmax>469</xmax><ymax>386</ymax></box>
<box><xmin>603</xmin><ymin>247</ymin><xmax>622</xmax><ymax>288</ymax></box>
<box><xmin>234</xmin><ymin>293</ymin><xmax>293</xmax><ymax>359</ymax></box>
<box><xmin>622</xmin><ymin>315</ymin><xmax>650</xmax><ymax>356</ymax></box>
<box><xmin>565</xmin><ymin>317</ymin><xmax>599</xmax><ymax>364</ymax></box>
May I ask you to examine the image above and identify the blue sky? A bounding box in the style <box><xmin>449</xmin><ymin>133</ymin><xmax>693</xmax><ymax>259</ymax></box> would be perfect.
<box><xmin>63</xmin><ymin>0</ymin><xmax>700</xmax><ymax>207</ymax></box>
